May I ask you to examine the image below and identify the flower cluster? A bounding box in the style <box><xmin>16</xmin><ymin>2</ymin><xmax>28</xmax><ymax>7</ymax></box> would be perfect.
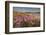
<box><xmin>13</xmin><ymin>13</ymin><xmax>40</xmax><ymax>28</ymax></box>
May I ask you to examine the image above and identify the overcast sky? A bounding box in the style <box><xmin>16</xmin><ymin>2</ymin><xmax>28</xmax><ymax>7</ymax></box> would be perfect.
<box><xmin>13</xmin><ymin>7</ymin><xmax>40</xmax><ymax>12</ymax></box>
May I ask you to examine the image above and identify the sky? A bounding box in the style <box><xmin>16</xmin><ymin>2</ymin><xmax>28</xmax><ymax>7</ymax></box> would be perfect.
<box><xmin>13</xmin><ymin>7</ymin><xmax>40</xmax><ymax>12</ymax></box>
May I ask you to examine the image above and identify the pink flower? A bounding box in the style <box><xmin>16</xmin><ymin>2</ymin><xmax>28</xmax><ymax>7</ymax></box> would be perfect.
<box><xmin>23</xmin><ymin>15</ymin><xmax>32</xmax><ymax>22</ymax></box>
<box><xmin>13</xmin><ymin>15</ymin><xmax>32</xmax><ymax>27</ymax></box>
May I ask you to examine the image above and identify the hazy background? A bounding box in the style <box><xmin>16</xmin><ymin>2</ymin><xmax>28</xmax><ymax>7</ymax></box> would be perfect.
<box><xmin>13</xmin><ymin>7</ymin><xmax>40</xmax><ymax>12</ymax></box>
